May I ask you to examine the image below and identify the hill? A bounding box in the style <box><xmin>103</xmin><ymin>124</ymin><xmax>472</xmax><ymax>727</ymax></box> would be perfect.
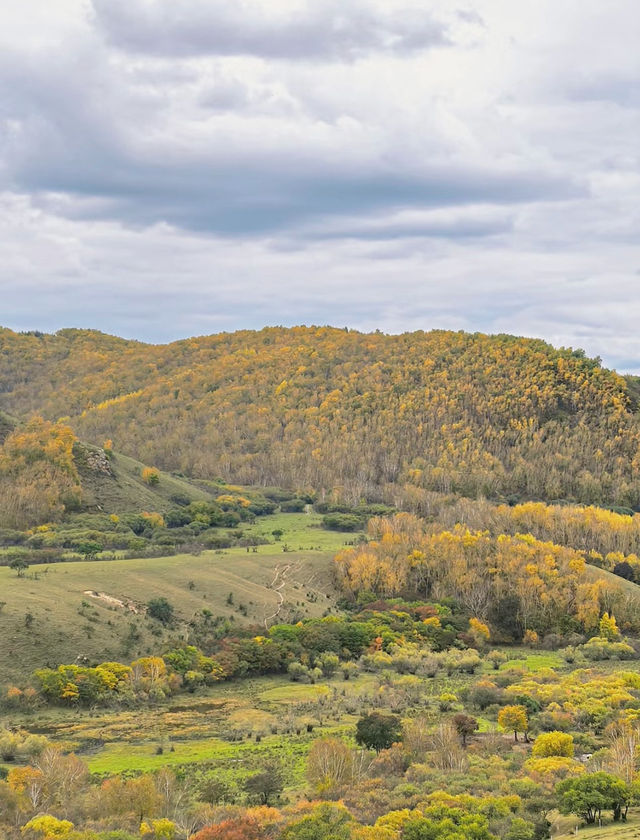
<box><xmin>0</xmin><ymin>537</ymin><xmax>341</xmax><ymax>687</ymax></box>
<box><xmin>1</xmin><ymin>326</ymin><xmax>639</xmax><ymax>507</ymax></box>
<box><xmin>0</xmin><ymin>414</ymin><xmax>211</xmax><ymax>529</ymax></box>
<box><xmin>73</xmin><ymin>445</ymin><xmax>211</xmax><ymax>515</ymax></box>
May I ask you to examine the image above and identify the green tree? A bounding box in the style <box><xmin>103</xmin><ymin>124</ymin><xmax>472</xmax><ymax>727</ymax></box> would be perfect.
<box><xmin>9</xmin><ymin>557</ymin><xmax>28</xmax><ymax>577</ymax></box>
<box><xmin>355</xmin><ymin>712</ymin><xmax>402</xmax><ymax>752</ymax></box>
<box><xmin>76</xmin><ymin>541</ymin><xmax>103</xmax><ymax>560</ymax></box>
<box><xmin>557</xmin><ymin>772</ymin><xmax>631</xmax><ymax>824</ymax></box>
<box><xmin>244</xmin><ymin>762</ymin><xmax>283</xmax><ymax>805</ymax></box>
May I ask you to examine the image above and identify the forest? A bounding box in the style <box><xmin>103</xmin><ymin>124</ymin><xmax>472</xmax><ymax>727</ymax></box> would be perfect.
<box><xmin>2</xmin><ymin>326</ymin><xmax>640</xmax><ymax>506</ymax></box>
<box><xmin>4</xmin><ymin>327</ymin><xmax>640</xmax><ymax>839</ymax></box>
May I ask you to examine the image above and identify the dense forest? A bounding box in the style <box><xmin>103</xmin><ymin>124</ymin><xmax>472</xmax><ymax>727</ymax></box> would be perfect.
<box><xmin>1</xmin><ymin>327</ymin><xmax>640</xmax><ymax>507</ymax></box>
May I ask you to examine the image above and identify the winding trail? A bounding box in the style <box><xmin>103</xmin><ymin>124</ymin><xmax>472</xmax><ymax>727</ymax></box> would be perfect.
<box><xmin>263</xmin><ymin>562</ymin><xmax>303</xmax><ymax>628</ymax></box>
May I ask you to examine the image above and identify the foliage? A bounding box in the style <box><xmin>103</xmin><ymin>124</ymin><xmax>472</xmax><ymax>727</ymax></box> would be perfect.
<box><xmin>0</xmin><ymin>417</ymin><xmax>81</xmax><ymax>528</ymax></box>
<box><xmin>556</xmin><ymin>771</ymin><xmax>631</xmax><ymax>823</ymax></box>
<box><xmin>355</xmin><ymin>713</ymin><xmax>402</xmax><ymax>752</ymax></box>
<box><xmin>498</xmin><ymin>706</ymin><xmax>529</xmax><ymax>741</ymax></box>
<box><xmin>531</xmin><ymin>732</ymin><xmax>574</xmax><ymax>758</ymax></box>
<box><xmin>147</xmin><ymin>598</ymin><xmax>174</xmax><ymax>625</ymax></box>
<box><xmin>335</xmin><ymin>514</ymin><xmax>599</xmax><ymax>635</ymax></box>
<box><xmin>2</xmin><ymin>327</ymin><xmax>639</xmax><ymax>507</ymax></box>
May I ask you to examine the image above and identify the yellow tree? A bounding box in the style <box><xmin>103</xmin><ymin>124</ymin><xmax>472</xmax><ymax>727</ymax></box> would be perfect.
<box><xmin>498</xmin><ymin>705</ymin><xmax>529</xmax><ymax>742</ymax></box>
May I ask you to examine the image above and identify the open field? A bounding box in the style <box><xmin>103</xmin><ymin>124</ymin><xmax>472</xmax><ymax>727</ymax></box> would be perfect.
<box><xmin>236</xmin><ymin>510</ymin><xmax>362</xmax><ymax>553</ymax></box>
<box><xmin>0</xmin><ymin>547</ymin><xmax>338</xmax><ymax>686</ymax></box>
<box><xmin>0</xmin><ymin>510</ymin><xmax>360</xmax><ymax>686</ymax></box>
<box><xmin>0</xmin><ymin>671</ymin><xmax>376</xmax><ymax>792</ymax></box>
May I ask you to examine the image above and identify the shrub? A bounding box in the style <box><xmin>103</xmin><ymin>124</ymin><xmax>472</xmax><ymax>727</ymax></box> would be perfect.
<box><xmin>532</xmin><ymin>731</ymin><xmax>574</xmax><ymax>758</ymax></box>
<box><xmin>147</xmin><ymin>597</ymin><xmax>174</xmax><ymax>625</ymax></box>
<box><xmin>581</xmin><ymin>636</ymin><xmax>635</xmax><ymax>661</ymax></box>
<box><xmin>141</xmin><ymin>466</ymin><xmax>161</xmax><ymax>485</ymax></box>
<box><xmin>322</xmin><ymin>514</ymin><xmax>362</xmax><ymax>532</ymax></box>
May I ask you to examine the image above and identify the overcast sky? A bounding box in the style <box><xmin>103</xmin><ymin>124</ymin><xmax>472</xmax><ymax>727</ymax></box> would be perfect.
<box><xmin>1</xmin><ymin>1</ymin><xmax>639</xmax><ymax>371</ymax></box>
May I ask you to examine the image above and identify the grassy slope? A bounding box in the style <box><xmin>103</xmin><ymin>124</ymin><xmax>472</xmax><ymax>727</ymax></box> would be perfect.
<box><xmin>76</xmin><ymin>447</ymin><xmax>212</xmax><ymax>514</ymax></box>
<box><xmin>0</xmin><ymin>513</ymin><xmax>352</xmax><ymax>686</ymax></box>
<box><xmin>552</xmin><ymin>814</ymin><xmax>640</xmax><ymax>839</ymax></box>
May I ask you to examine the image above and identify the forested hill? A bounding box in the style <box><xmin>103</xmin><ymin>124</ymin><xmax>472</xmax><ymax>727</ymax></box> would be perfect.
<box><xmin>1</xmin><ymin>325</ymin><xmax>639</xmax><ymax>507</ymax></box>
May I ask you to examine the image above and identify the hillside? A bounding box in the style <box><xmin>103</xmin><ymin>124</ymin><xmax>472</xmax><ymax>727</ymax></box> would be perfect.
<box><xmin>73</xmin><ymin>445</ymin><xmax>211</xmax><ymax>515</ymax></box>
<box><xmin>1</xmin><ymin>326</ymin><xmax>639</xmax><ymax>507</ymax></box>
<box><xmin>0</xmin><ymin>519</ymin><xmax>343</xmax><ymax>687</ymax></box>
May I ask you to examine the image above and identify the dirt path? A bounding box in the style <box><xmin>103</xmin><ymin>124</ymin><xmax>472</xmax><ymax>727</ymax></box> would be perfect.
<box><xmin>263</xmin><ymin>562</ymin><xmax>303</xmax><ymax>628</ymax></box>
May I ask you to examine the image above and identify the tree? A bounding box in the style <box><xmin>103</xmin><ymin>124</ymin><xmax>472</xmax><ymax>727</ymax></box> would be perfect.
<box><xmin>280</xmin><ymin>803</ymin><xmax>353</xmax><ymax>840</ymax></box>
<box><xmin>147</xmin><ymin>598</ymin><xmax>174</xmax><ymax>625</ymax></box>
<box><xmin>453</xmin><ymin>713</ymin><xmax>479</xmax><ymax>746</ymax></box>
<box><xmin>141</xmin><ymin>467</ymin><xmax>160</xmax><ymax>485</ymax></box>
<box><xmin>76</xmin><ymin>540</ymin><xmax>103</xmax><ymax>561</ymax></box>
<box><xmin>557</xmin><ymin>772</ymin><xmax>631</xmax><ymax>823</ymax></box>
<box><xmin>355</xmin><ymin>712</ymin><xmax>402</xmax><ymax>752</ymax></box>
<box><xmin>193</xmin><ymin>816</ymin><xmax>269</xmax><ymax>840</ymax></box>
<box><xmin>532</xmin><ymin>732</ymin><xmax>574</xmax><ymax>758</ymax></box>
<box><xmin>306</xmin><ymin>737</ymin><xmax>353</xmax><ymax>797</ymax></box>
<box><xmin>9</xmin><ymin>557</ymin><xmax>28</xmax><ymax>577</ymax></box>
<box><xmin>498</xmin><ymin>706</ymin><xmax>529</xmax><ymax>742</ymax></box>
<box><xmin>599</xmin><ymin>612</ymin><xmax>620</xmax><ymax>640</ymax></box>
<box><xmin>613</xmin><ymin>561</ymin><xmax>635</xmax><ymax>581</ymax></box>
<box><xmin>244</xmin><ymin>762</ymin><xmax>283</xmax><ymax>805</ymax></box>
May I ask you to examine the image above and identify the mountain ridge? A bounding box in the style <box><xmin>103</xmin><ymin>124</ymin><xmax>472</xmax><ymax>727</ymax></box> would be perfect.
<box><xmin>1</xmin><ymin>325</ymin><xmax>639</xmax><ymax>507</ymax></box>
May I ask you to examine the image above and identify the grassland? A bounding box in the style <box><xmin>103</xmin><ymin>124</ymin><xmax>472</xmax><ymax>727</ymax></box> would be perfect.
<box><xmin>1</xmin><ymin>670</ymin><xmax>377</xmax><ymax>794</ymax></box>
<box><xmin>552</xmin><ymin>814</ymin><xmax>640</xmax><ymax>839</ymax></box>
<box><xmin>0</xmin><ymin>513</ymin><xmax>358</xmax><ymax>686</ymax></box>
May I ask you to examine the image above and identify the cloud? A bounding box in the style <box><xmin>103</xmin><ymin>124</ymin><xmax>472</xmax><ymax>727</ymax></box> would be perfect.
<box><xmin>90</xmin><ymin>0</ymin><xmax>451</xmax><ymax>61</ymax></box>
<box><xmin>0</xmin><ymin>0</ymin><xmax>638</xmax><ymax>373</ymax></box>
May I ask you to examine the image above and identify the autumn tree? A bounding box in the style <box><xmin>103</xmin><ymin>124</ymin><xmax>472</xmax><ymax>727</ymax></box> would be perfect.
<box><xmin>498</xmin><ymin>706</ymin><xmax>529</xmax><ymax>742</ymax></box>
<box><xmin>142</xmin><ymin>466</ymin><xmax>161</xmax><ymax>485</ymax></box>
<box><xmin>453</xmin><ymin>713</ymin><xmax>479</xmax><ymax>747</ymax></box>
<box><xmin>531</xmin><ymin>732</ymin><xmax>574</xmax><ymax>758</ymax></box>
<box><xmin>306</xmin><ymin>737</ymin><xmax>354</xmax><ymax>797</ymax></box>
<box><xmin>599</xmin><ymin>612</ymin><xmax>620</xmax><ymax>640</ymax></box>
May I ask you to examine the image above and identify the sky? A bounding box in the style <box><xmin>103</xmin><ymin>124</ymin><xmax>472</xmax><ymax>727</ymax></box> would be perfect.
<box><xmin>1</xmin><ymin>1</ymin><xmax>639</xmax><ymax>371</ymax></box>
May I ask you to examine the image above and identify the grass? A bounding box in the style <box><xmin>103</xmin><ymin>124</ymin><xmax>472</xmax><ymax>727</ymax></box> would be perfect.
<box><xmin>498</xmin><ymin>650</ymin><xmax>565</xmax><ymax>671</ymax></box>
<box><xmin>236</xmin><ymin>511</ymin><xmax>361</xmax><ymax>554</ymax></box>
<box><xmin>1</xmin><ymin>670</ymin><xmax>370</xmax><ymax>792</ymax></box>
<box><xmin>552</xmin><ymin>813</ymin><xmax>640</xmax><ymax>839</ymax></box>
<box><xmin>77</xmin><ymin>448</ymin><xmax>212</xmax><ymax>514</ymax></box>
<box><xmin>0</xmin><ymin>525</ymin><xmax>346</xmax><ymax>686</ymax></box>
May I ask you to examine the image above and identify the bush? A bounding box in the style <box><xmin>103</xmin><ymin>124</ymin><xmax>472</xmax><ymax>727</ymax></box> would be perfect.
<box><xmin>169</xmin><ymin>492</ymin><xmax>191</xmax><ymax>507</ymax></box>
<box><xmin>322</xmin><ymin>514</ymin><xmax>363</xmax><ymax>532</ymax></box>
<box><xmin>147</xmin><ymin>597</ymin><xmax>174</xmax><ymax>625</ymax></box>
<box><xmin>280</xmin><ymin>498</ymin><xmax>307</xmax><ymax>513</ymax></box>
<box><xmin>531</xmin><ymin>731</ymin><xmax>574</xmax><ymax>758</ymax></box>
<box><xmin>580</xmin><ymin>636</ymin><xmax>635</xmax><ymax>661</ymax></box>
<box><xmin>141</xmin><ymin>466</ymin><xmax>161</xmax><ymax>485</ymax></box>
